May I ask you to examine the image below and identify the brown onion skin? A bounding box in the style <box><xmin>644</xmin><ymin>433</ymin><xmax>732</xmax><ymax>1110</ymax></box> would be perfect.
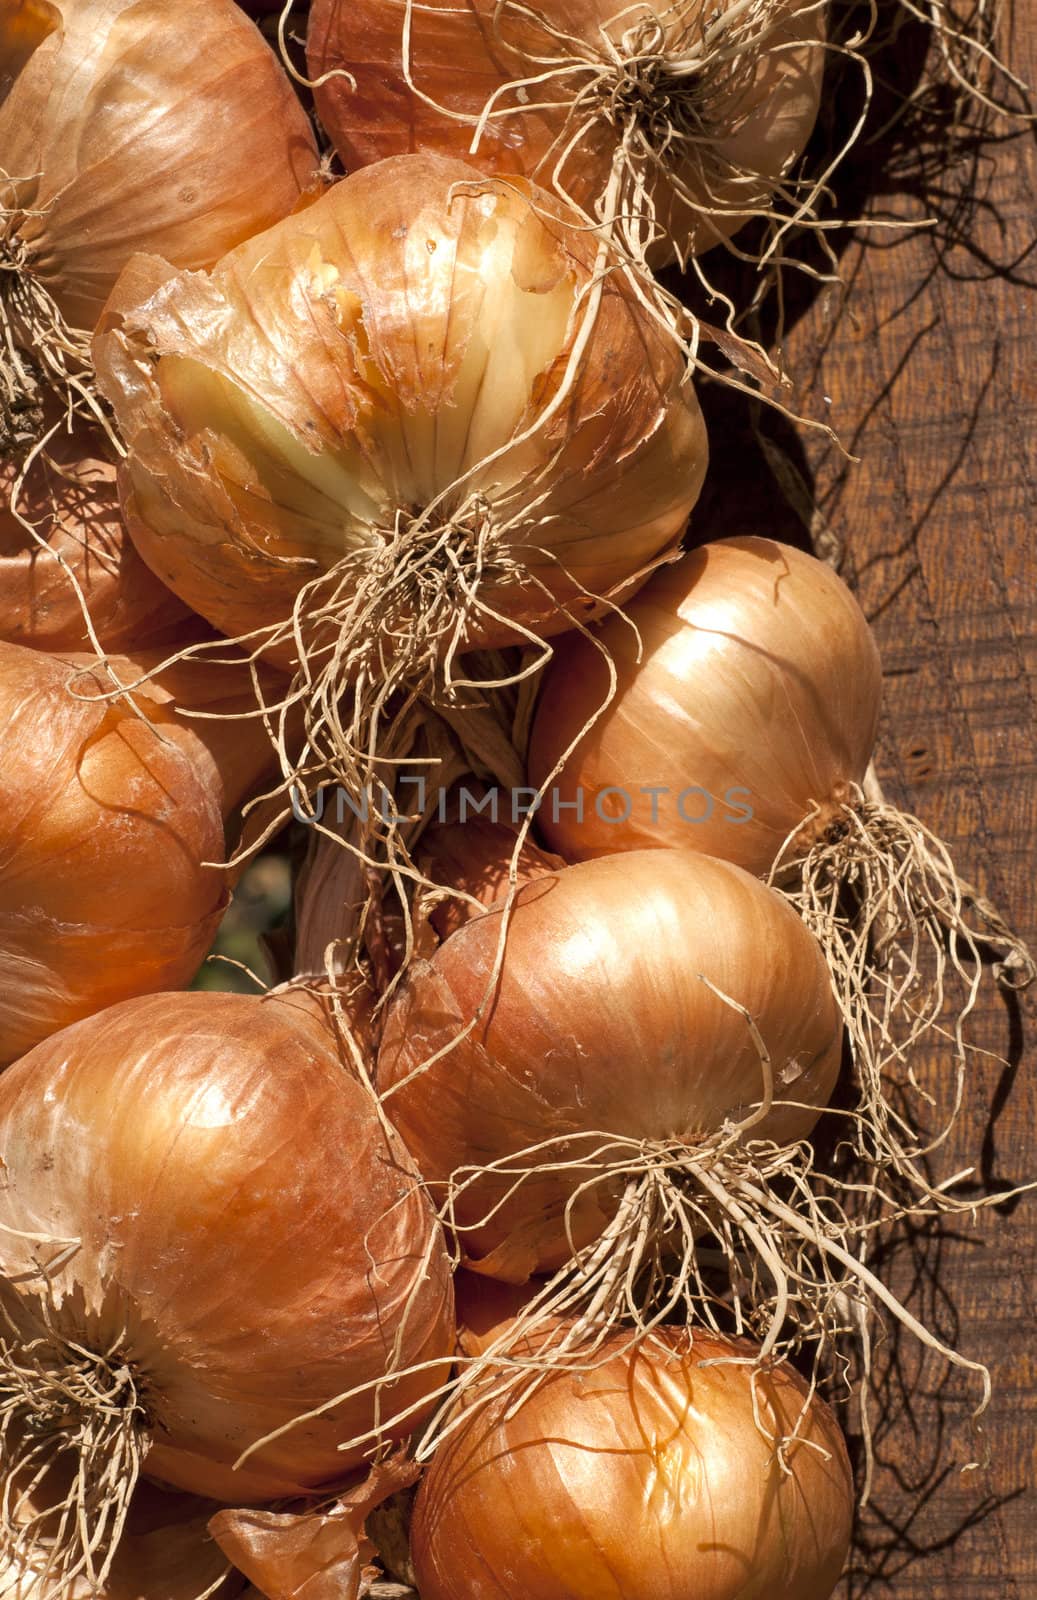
<box><xmin>0</xmin><ymin>1477</ymin><xmax>247</xmax><ymax>1599</ymax></box>
<box><xmin>93</xmin><ymin>153</ymin><xmax>707</xmax><ymax>667</ymax></box>
<box><xmin>0</xmin><ymin>642</ymin><xmax>274</xmax><ymax>1063</ymax></box>
<box><xmin>412</xmin><ymin>1325</ymin><xmax>853</xmax><ymax>1600</ymax></box>
<box><xmin>0</xmin><ymin>422</ymin><xmax>187</xmax><ymax>651</ymax></box>
<box><xmin>307</xmin><ymin>0</ymin><xmax>826</xmax><ymax>262</ymax></box>
<box><xmin>0</xmin><ymin>989</ymin><xmax>456</xmax><ymax>1502</ymax></box>
<box><xmin>0</xmin><ymin>0</ymin><xmax>319</xmax><ymax>334</ymax></box>
<box><xmin>378</xmin><ymin>850</ymin><xmax>842</xmax><ymax>1279</ymax></box>
<box><xmin>528</xmin><ymin>537</ymin><xmax>883</xmax><ymax>874</ymax></box>
<box><xmin>418</xmin><ymin>806</ymin><xmax>565</xmax><ymax>942</ymax></box>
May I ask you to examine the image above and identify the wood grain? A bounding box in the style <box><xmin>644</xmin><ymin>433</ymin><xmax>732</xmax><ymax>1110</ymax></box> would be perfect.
<box><xmin>693</xmin><ymin>8</ymin><xmax>1037</xmax><ymax>1592</ymax></box>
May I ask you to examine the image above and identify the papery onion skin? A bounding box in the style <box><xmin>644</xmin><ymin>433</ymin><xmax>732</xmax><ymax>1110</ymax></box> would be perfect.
<box><xmin>93</xmin><ymin>153</ymin><xmax>708</xmax><ymax>666</ymax></box>
<box><xmin>418</xmin><ymin>804</ymin><xmax>565</xmax><ymax>941</ymax></box>
<box><xmin>0</xmin><ymin>0</ymin><xmax>319</xmax><ymax>335</ymax></box>
<box><xmin>412</xmin><ymin>1325</ymin><xmax>853</xmax><ymax>1600</ymax></box>
<box><xmin>0</xmin><ymin>988</ymin><xmax>456</xmax><ymax>1502</ymax></box>
<box><xmin>0</xmin><ymin>642</ymin><xmax>273</xmax><ymax>1063</ymax></box>
<box><xmin>378</xmin><ymin>849</ymin><xmax>842</xmax><ymax>1279</ymax></box>
<box><xmin>307</xmin><ymin>0</ymin><xmax>827</xmax><ymax>262</ymax></box>
<box><xmin>0</xmin><ymin>423</ymin><xmax>187</xmax><ymax>650</ymax></box>
<box><xmin>0</xmin><ymin>1478</ymin><xmax>246</xmax><ymax>1599</ymax></box>
<box><xmin>529</xmin><ymin>537</ymin><xmax>882</xmax><ymax>873</ymax></box>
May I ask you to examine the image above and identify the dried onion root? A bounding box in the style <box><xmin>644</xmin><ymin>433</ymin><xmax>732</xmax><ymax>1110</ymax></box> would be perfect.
<box><xmin>528</xmin><ymin>537</ymin><xmax>1035</xmax><ymax>1208</ymax></box>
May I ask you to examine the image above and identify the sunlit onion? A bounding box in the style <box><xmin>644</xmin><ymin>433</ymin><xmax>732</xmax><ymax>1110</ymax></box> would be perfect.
<box><xmin>0</xmin><ymin>986</ymin><xmax>455</xmax><ymax>1587</ymax></box>
<box><xmin>0</xmin><ymin>640</ymin><xmax>276</xmax><ymax>1062</ymax></box>
<box><xmin>0</xmin><ymin>0</ymin><xmax>318</xmax><ymax>435</ymax></box>
<box><xmin>94</xmin><ymin>151</ymin><xmax>707</xmax><ymax>883</ymax></box>
<box><xmin>378</xmin><ymin>848</ymin><xmax>842</xmax><ymax>1283</ymax></box>
<box><xmin>307</xmin><ymin>0</ymin><xmax>827</xmax><ymax>269</ymax></box>
<box><xmin>412</xmin><ymin>1324</ymin><xmax>853</xmax><ymax>1600</ymax></box>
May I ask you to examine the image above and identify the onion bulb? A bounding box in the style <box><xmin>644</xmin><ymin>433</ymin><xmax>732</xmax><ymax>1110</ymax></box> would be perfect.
<box><xmin>307</xmin><ymin>0</ymin><xmax>827</xmax><ymax>270</ymax></box>
<box><xmin>528</xmin><ymin>535</ymin><xmax>1035</xmax><ymax>1202</ymax></box>
<box><xmin>0</xmin><ymin>987</ymin><xmax>455</xmax><ymax>1589</ymax></box>
<box><xmin>0</xmin><ymin>640</ymin><xmax>276</xmax><ymax>1063</ymax></box>
<box><xmin>0</xmin><ymin>419</ymin><xmax>186</xmax><ymax>651</ymax></box>
<box><xmin>0</xmin><ymin>0</ymin><xmax>318</xmax><ymax>440</ymax></box>
<box><xmin>94</xmin><ymin>150</ymin><xmax>707</xmax><ymax>855</ymax></box>
<box><xmin>378</xmin><ymin>848</ymin><xmax>848</xmax><ymax>1348</ymax></box>
<box><xmin>411</xmin><ymin>1324</ymin><xmax>853</xmax><ymax>1600</ymax></box>
<box><xmin>529</xmin><ymin>537</ymin><xmax>881</xmax><ymax>872</ymax></box>
<box><xmin>417</xmin><ymin>793</ymin><xmax>564</xmax><ymax>942</ymax></box>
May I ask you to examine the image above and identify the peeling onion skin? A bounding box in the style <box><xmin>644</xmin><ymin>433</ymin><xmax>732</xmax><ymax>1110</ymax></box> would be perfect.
<box><xmin>378</xmin><ymin>850</ymin><xmax>842</xmax><ymax>1279</ymax></box>
<box><xmin>306</xmin><ymin>0</ymin><xmax>827</xmax><ymax>262</ymax></box>
<box><xmin>529</xmin><ymin>537</ymin><xmax>883</xmax><ymax>873</ymax></box>
<box><xmin>0</xmin><ymin>642</ymin><xmax>273</xmax><ymax>1064</ymax></box>
<box><xmin>0</xmin><ymin>424</ymin><xmax>187</xmax><ymax>651</ymax></box>
<box><xmin>0</xmin><ymin>0</ymin><xmax>319</xmax><ymax>335</ymax></box>
<box><xmin>92</xmin><ymin>153</ymin><xmax>708</xmax><ymax>665</ymax></box>
<box><xmin>0</xmin><ymin>989</ymin><xmax>456</xmax><ymax>1502</ymax></box>
<box><xmin>412</xmin><ymin>1325</ymin><xmax>852</xmax><ymax>1600</ymax></box>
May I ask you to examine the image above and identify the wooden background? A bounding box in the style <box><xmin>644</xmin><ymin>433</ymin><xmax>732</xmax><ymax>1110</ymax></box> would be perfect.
<box><xmin>689</xmin><ymin>5</ymin><xmax>1037</xmax><ymax>1592</ymax></box>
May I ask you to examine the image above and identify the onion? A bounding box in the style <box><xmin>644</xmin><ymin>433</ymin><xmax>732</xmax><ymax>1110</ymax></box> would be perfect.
<box><xmin>0</xmin><ymin>0</ymin><xmax>318</xmax><ymax>439</ymax></box>
<box><xmin>0</xmin><ymin>986</ymin><xmax>455</xmax><ymax>1589</ymax></box>
<box><xmin>306</xmin><ymin>0</ymin><xmax>827</xmax><ymax>270</ymax></box>
<box><xmin>529</xmin><ymin>536</ymin><xmax>881</xmax><ymax>873</ymax></box>
<box><xmin>93</xmin><ymin>150</ymin><xmax>707</xmax><ymax>879</ymax></box>
<box><xmin>378</xmin><ymin>849</ymin><xmax>847</xmax><ymax>1335</ymax></box>
<box><xmin>527</xmin><ymin>535</ymin><xmax>1035</xmax><ymax>1201</ymax></box>
<box><xmin>0</xmin><ymin>640</ymin><xmax>276</xmax><ymax>1063</ymax></box>
<box><xmin>0</xmin><ymin>419</ymin><xmax>186</xmax><ymax>651</ymax></box>
<box><xmin>411</xmin><ymin>1324</ymin><xmax>853</xmax><ymax>1600</ymax></box>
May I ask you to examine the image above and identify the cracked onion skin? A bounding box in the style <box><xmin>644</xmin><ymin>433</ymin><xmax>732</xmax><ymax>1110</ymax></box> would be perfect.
<box><xmin>378</xmin><ymin>849</ymin><xmax>842</xmax><ymax>1280</ymax></box>
<box><xmin>0</xmin><ymin>989</ymin><xmax>456</xmax><ymax>1503</ymax></box>
<box><xmin>411</xmin><ymin>1324</ymin><xmax>853</xmax><ymax>1600</ymax></box>
<box><xmin>93</xmin><ymin>152</ymin><xmax>708</xmax><ymax>666</ymax></box>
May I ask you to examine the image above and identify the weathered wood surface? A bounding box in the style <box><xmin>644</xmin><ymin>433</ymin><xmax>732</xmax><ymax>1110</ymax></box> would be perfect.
<box><xmin>690</xmin><ymin>10</ymin><xmax>1037</xmax><ymax>1594</ymax></box>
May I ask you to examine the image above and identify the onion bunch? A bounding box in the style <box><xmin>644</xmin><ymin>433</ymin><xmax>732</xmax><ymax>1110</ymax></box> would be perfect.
<box><xmin>93</xmin><ymin>149</ymin><xmax>707</xmax><ymax>903</ymax></box>
<box><xmin>0</xmin><ymin>0</ymin><xmax>318</xmax><ymax>445</ymax></box>
<box><xmin>528</xmin><ymin>536</ymin><xmax>1035</xmax><ymax>1200</ymax></box>
<box><xmin>0</xmin><ymin>987</ymin><xmax>455</xmax><ymax>1590</ymax></box>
